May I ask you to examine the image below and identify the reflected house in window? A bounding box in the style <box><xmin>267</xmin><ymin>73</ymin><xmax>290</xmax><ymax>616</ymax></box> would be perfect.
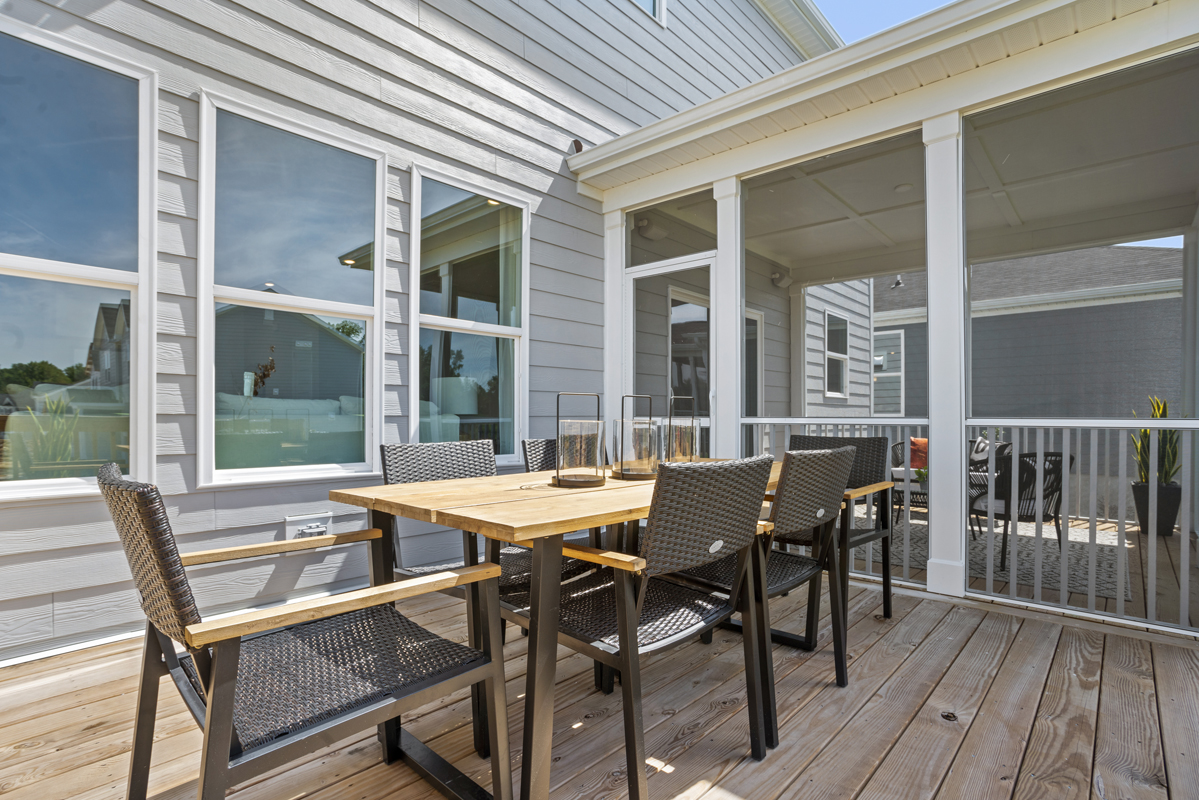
<box><xmin>87</xmin><ymin>300</ymin><xmax>131</xmax><ymax>396</ymax></box>
<box><xmin>214</xmin><ymin>296</ymin><xmax>366</xmax><ymax>470</ymax></box>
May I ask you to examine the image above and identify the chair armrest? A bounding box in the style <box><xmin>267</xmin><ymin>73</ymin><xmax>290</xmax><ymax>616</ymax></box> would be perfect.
<box><xmin>757</xmin><ymin>521</ymin><xmax>775</xmax><ymax>535</ymax></box>
<box><xmin>183</xmin><ymin>563</ymin><xmax>499</xmax><ymax>648</ymax></box>
<box><xmin>562</xmin><ymin>542</ymin><xmax>647</xmax><ymax>572</ymax></box>
<box><xmin>179</xmin><ymin>529</ymin><xmax>382</xmax><ymax>567</ymax></box>
<box><xmin>844</xmin><ymin>481</ymin><xmax>894</xmax><ymax>500</ymax></box>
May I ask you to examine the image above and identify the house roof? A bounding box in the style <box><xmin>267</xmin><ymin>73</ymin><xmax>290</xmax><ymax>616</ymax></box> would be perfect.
<box><xmin>752</xmin><ymin>0</ymin><xmax>844</xmax><ymax>59</ymax></box>
<box><xmin>568</xmin><ymin>0</ymin><xmax>1172</xmax><ymax>198</ymax></box>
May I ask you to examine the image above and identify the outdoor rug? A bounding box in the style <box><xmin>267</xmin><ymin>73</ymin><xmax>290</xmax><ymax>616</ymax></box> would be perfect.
<box><xmin>846</xmin><ymin>511</ymin><xmax>1132</xmax><ymax>600</ymax></box>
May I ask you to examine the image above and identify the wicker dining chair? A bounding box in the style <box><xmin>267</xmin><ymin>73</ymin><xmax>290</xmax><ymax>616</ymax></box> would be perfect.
<box><xmin>96</xmin><ymin>463</ymin><xmax>511</xmax><ymax>800</ymax></box>
<box><xmin>521</xmin><ymin>437</ymin><xmax>556</xmax><ymax>472</ymax></box>
<box><xmin>789</xmin><ymin>435</ymin><xmax>893</xmax><ymax>618</ymax></box>
<box><xmin>970</xmin><ymin>451</ymin><xmax>1073</xmax><ymax>571</ymax></box>
<box><xmin>672</xmin><ymin>447</ymin><xmax>857</xmax><ymax>685</ymax></box>
<box><xmin>507</xmin><ymin>455</ymin><xmax>777</xmax><ymax>800</ymax></box>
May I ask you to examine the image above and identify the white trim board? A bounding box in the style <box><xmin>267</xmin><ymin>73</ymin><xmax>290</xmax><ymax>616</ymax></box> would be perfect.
<box><xmin>875</xmin><ymin>277</ymin><xmax>1185</xmax><ymax>326</ymax></box>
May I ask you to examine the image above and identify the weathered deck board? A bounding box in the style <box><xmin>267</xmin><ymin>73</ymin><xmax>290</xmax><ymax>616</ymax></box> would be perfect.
<box><xmin>1091</xmin><ymin>636</ymin><xmax>1169</xmax><ymax>800</ymax></box>
<box><xmin>1</xmin><ymin>586</ymin><xmax>1198</xmax><ymax>800</ymax></box>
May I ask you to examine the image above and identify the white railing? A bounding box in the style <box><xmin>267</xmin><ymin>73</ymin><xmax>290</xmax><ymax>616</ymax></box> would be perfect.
<box><xmin>741</xmin><ymin>417</ymin><xmax>930</xmax><ymax>586</ymax></box>
<box><xmin>966</xmin><ymin>421</ymin><xmax>1196</xmax><ymax>632</ymax></box>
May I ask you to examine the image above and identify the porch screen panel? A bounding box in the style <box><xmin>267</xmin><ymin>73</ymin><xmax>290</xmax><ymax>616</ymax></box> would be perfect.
<box><xmin>627</xmin><ymin>190</ymin><xmax>716</xmax><ymax>268</ymax></box>
<box><xmin>962</xmin><ymin>47</ymin><xmax>1199</xmax><ymax>632</ymax></box>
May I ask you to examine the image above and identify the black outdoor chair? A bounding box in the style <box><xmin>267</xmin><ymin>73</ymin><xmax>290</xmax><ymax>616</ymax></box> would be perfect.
<box><xmin>96</xmin><ymin>463</ymin><xmax>511</xmax><ymax>800</ymax></box>
<box><xmin>890</xmin><ymin>440</ymin><xmax>928</xmax><ymax>521</ymax></box>
<box><xmin>673</xmin><ymin>447</ymin><xmax>857</xmax><ymax>685</ymax></box>
<box><xmin>790</xmin><ymin>435</ymin><xmax>894</xmax><ymax>619</ymax></box>
<box><xmin>381</xmin><ymin>440</ymin><xmax>592</xmax><ymax>755</ymax></box>
<box><xmin>969</xmin><ymin>451</ymin><xmax>1072</xmax><ymax>571</ymax></box>
<box><xmin>521</xmin><ymin>437</ymin><xmax>556</xmax><ymax>472</ymax></box>
<box><xmin>508</xmin><ymin>455</ymin><xmax>778</xmax><ymax>800</ymax></box>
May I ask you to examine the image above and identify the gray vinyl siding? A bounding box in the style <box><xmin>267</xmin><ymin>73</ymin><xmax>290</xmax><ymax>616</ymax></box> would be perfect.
<box><xmin>745</xmin><ymin>251</ymin><xmax>791</xmax><ymax>417</ymax></box>
<box><xmin>804</xmin><ymin>280</ymin><xmax>872</xmax><ymax>416</ymax></box>
<box><xmin>0</xmin><ymin>0</ymin><xmax>804</xmax><ymax>661</ymax></box>
<box><xmin>876</xmin><ymin>323</ymin><xmax>929</xmax><ymax>418</ymax></box>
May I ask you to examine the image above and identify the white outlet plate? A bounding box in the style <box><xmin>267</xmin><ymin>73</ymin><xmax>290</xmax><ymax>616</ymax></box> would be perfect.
<box><xmin>285</xmin><ymin>512</ymin><xmax>333</xmax><ymax>539</ymax></box>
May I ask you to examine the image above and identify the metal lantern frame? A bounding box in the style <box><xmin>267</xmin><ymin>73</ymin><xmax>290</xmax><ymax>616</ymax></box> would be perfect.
<box><xmin>552</xmin><ymin>392</ymin><xmax>606</xmax><ymax>488</ymax></box>
<box><xmin>611</xmin><ymin>394</ymin><xmax>658</xmax><ymax>481</ymax></box>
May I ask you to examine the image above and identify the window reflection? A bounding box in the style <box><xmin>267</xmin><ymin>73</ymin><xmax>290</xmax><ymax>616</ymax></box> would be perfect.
<box><xmin>419</xmin><ymin>178</ymin><xmax>521</xmax><ymax>328</ymax></box>
<box><xmin>419</xmin><ymin>329</ymin><xmax>514</xmax><ymax>455</ymax></box>
<box><xmin>0</xmin><ymin>275</ymin><xmax>131</xmax><ymax>481</ymax></box>
<box><xmin>214</xmin><ymin>305</ymin><xmax>365</xmax><ymax>469</ymax></box>
<box><xmin>214</xmin><ymin>110</ymin><xmax>376</xmax><ymax>306</ymax></box>
<box><xmin>0</xmin><ymin>33</ymin><xmax>139</xmax><ymax>271</ymax></box>
<box><xmin>627</xmin><ymin>190</ymin><xmax>717</xmax><ymax>268</ymax></box>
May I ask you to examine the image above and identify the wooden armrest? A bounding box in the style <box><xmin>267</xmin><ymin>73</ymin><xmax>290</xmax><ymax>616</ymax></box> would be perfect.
<box><xmin>562</xmin><ymin>542</ymin><xmax>646</xmax><ymax>572</ymax></box>
<box><xmin>180</xmin><ymin>529</ymin><xmax>382</xmax><ymax>567</ymax></box>
<box><xmin>757</xmin><ymin>521</ymin><xmax>774</xmax><ymax>535</ymax></box>
<box><xmin>184</xmin><ymin>563</ymin><xmax>499</xmax><ymax>647</ymax></box>
<box><xmin>844</xmin><ymin>481</ymin><xmax>894</xmax><ymax>500</ymax></box>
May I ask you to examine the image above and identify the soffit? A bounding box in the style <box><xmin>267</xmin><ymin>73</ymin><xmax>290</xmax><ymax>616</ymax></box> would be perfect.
<box><xmin>569</xmin><ymin>0</ymin><xmax>1171</xmax><ymax>194</ymax></box>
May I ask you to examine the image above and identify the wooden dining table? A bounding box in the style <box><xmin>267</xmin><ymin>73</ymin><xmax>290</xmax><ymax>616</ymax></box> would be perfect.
<box><xmin>331</xmin><ymin>463</ymin><xmax>784</xmax><ymax>800</ymax></box>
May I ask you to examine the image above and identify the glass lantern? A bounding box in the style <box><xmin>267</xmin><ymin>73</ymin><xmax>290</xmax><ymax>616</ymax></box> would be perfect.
<box><xmin>553</xmin><ymin>392</ymin><xmax>606</xmax><ymax>488</ymax></box>
<box><xmin>662</xmin><ymin>395</ymin><xmax>699</xmax><ymax>463</ymax></box>
<box><xmin>612</xmin><ymin>394</ymin><xmax>658</xmax><ymax>481</ymax></box>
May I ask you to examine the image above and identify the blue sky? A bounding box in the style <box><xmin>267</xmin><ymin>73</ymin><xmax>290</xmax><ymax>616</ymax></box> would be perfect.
<box><xmin>818</xmin><ymin>0</ymin><xmax>952</xmax><ymax>43</ymax></box>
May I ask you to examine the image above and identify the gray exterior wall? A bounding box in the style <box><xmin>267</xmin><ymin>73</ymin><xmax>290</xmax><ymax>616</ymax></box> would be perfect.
<box><xmin>876</xmin><ymin>322</ymin><xmax>928</xmax><ymax>418</ymax></box>
<box><xmin>803</xmin><ymin>280</ymin><xmax>872</xmax><ymax>416</ymax></box>
<box><xmin>0</xmin><ymin>0</ymin><xmax>806</xmax><ymax>661</ymax></box>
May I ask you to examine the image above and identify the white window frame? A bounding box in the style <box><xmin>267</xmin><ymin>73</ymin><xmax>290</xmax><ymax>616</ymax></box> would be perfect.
<box><xmin>744</xmin><ymin>308</ymin><xmax>765</xmax><ymax>418</ymax></box>
<box><xmin>665</xmin><ymin>285</ymin><xmax>713</xmax><ymax>418</ymax></box>
<box><xmin>409</xmin><ymin>165</ymin><xmax>531</xmax><ymax>468</ymax></box>
<box><xmin>871</xmin><ymin>328</ymin><xmax>905</xmax><ymax>417</ymax></box>
<box><xmin>196</xmin><ymin>91</ymin><xmax>386</xmax><ymax>488</ymax></box>
<box><xmin>626</xmin><ymin>0</ymin><xmax>667</xmax><ymax>27</ymax></box>
<box><xmin>823</xmin><ymin>309</ymin><xmax>850</xmax><ymax>399</ymax></box>
<box><xmin>0</xmin><ymin>19</ymin><xmax>157</xmax><ymax>502</ymax></box>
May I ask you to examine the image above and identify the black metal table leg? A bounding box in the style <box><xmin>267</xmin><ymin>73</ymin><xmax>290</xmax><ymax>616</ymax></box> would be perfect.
<box><xmin>520</xmin><ymin>534</ymin><xmax>563</xmax><ymax>800</ymax></box>
<box><xmin>368</xmin><ymin>509</ymin><xmax>402</xmax><ymax>762</ymax></box>
<box><xmin>839</xmin><ymin>499</ymin><xmax>852</xmax><ymax>623</ymax></box>
<box><xmin>462</xmin><ymin>530</ymin><xmax>490</xmax><ymax>760</ymax></box>
<box><xmin>750</xmin><ymin>534</ymin><xmax>778</xmax><ymax>748</ymax></box>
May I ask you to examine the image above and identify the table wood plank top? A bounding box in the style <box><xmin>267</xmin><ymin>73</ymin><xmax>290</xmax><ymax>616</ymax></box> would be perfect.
<box><xmin>331</xmin><ymin>462</ymin><xmax>785</xmax><ymax>542</ymax></box>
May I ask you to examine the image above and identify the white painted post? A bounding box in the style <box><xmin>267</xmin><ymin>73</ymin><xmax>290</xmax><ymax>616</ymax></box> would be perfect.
<box><xmin>603</xmin><ymin>210</ymin><xmax>625</xmax><ymax>428</ymax></box>
<box><xmin>1183</xmin><ymin>219</ymin><xmax>1198</xmax><ymax>536</ymax></box>
<box><xmin>713</xmin><ymin>177</ymin><xmax>744</xmax><ymax>459</ymax></box>
<box><xmin>923</xmin><ymin>112</ymin><xmax>968</xmax><ymax>598</ymax></box>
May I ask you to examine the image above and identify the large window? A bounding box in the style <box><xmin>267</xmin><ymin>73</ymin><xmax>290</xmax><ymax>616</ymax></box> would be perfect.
<box><xmin>203</xmin><ymin>97</ymin><xmax>382</xmax><ymax>479</ymax></box>
<box><xmin>825</xmin><ymin>312</ymin><xmax>849</xmax><ymax>398</ymax></box>
<box><xmin>415</xmin><ymin>175</ymin><xmax>525</xmax><ymax>457</ymax></box>
<box><xmin>0</xmin><ymin>29</ymin><xmax>148</xmax><ymax>494</ymax></box>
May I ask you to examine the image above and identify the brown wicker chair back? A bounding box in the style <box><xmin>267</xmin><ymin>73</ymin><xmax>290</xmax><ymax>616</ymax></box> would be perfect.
<box><xmin>790</xmin><ymin>435</ymin><xmax>888</xmax><ymax>489</ymax></box>
<box><xmin>639</xmin><ymin>454</ymin><xmax>773</xmax><ymax>576</ymax></box>
<box><xmin>770</xmin><ymin>447</ymin><xmax>857</xmax><ymax>536</ymax></box>
<box><xmin>380</xmin><ymin>440</ymin><xmax>497</xmax><ymax>485</ymax></box>
<box><xmin>520</xmin><ymin>438</ymin><xmax>555</xmax><ymax>473</ymax></box>
<box><xmin>97</xmin><ymin>463</ymin><xmax>201</xmax><ymax>646</ymax></box>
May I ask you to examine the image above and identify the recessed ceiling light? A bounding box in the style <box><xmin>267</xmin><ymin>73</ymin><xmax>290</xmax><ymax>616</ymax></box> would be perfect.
<box><xmin>894</xmin><ymin>183</ymin><xmax>914</xmax><ymax>193</ymax></box>
<box><xmin>487</xmin><ymin>199</ymin><xmax>501</xmax><ymax>206</ymax></box>
<box><xmin>343</xmin><ymin>259</ymin><xmax>356</xmax><ymax>265</ymax></box>
<box><xmin>264</xmin><ymin>282</ymin><xmax>275</xmax><ymax>287</ymax></box>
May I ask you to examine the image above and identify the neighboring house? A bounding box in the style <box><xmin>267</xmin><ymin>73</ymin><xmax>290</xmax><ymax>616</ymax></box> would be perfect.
<box><xmin>0</xmin><ymin>0</ymin><xmax>841</xmax><ymax>661</ymax></box>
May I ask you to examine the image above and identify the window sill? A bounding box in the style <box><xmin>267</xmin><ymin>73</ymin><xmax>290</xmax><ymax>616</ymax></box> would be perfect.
<box><xmin>0</xmin><ymin>480</ymin><xmax>104</xmax><ymax>506</ymax></box>
<box><xmin>200</xmin><ymin>465</ymin><xmax>382</xmax><ymax>491</ymax></box>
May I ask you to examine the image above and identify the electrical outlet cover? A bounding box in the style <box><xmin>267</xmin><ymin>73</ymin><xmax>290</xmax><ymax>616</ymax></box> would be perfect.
<box><xmin>285</xmin><ymin>512</ymin><xmax>333</xmax><ymax>539</ymax></box>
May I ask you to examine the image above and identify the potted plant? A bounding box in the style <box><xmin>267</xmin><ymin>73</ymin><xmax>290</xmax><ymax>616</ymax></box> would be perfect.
<box><xmin>1131</xmin><ymin>396</ymin><xmax>1182</xmax><ymax>537</ymax></box>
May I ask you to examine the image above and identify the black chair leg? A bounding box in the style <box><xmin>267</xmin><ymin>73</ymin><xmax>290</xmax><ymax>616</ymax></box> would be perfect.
<box><xmin>465</xmin><ymin>531</ymin><xmax>489</xmax><ymax>759</ymax></box>
<box><xmin>881</xmin><ymin>535</ymin><xmax>893</xmax><ymax>619</ymax></box>
<box><xmin>737</xmin><ymin>551</ymin><xmax>768</xmax><ymax>760</ymax></box>
<box><xmin>827</xmin><ymin>544</ymin><xmax>849</xmax><ymax>688</ymax></box>
<box><xmin>700</xmin><ymin>629</ymin><xmax>714</xmax><ymax>645</ymax></box>
<box><xmin>1000</xmin><ymin>519</ymin><xmax>1010</xmax><ymax>573</ymax></box>
<box><xmin>127</xmin><ymin>624</ymin><xmax>165</xmax><ymax>800</ymax></box>
<box><xmin>750</xmin><ymin>535</ymin><xmax>778</xmax><ymax>748</ymax></box>
<box><xmin>197</xmin><ymin>638</ymin><xmax>240</xmax><ymax>800</ymax></box>
<box><xmin>614</xmin><ymin>572</ymin><xmax>648</xmax><ymax>800</ymax></box>
<box><xmin>803</xmin><ymin>528</ymin><xmax>824</xmax><ymax>651</ymax></box>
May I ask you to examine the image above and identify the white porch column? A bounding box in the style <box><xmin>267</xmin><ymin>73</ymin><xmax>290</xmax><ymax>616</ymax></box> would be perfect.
<box><xmin>923</xmin><ymin>112</ymin><xmax>968</xmax><ymax>598</ymax></box>
<box><xmin>713</xmin><ymin>176</ymin><xmax>743</xmax><ymax>458</ymax></box>
<box><xmin>602</xmin><ymin>209</ymin><xmax>625</xmax><ymax>427</ymax></box>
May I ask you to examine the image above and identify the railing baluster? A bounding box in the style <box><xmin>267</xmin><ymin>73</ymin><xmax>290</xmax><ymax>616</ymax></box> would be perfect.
<box><xmin>1118</xmin><ymin>432</ymin><xmax>1127</xmax><ymax>619</ymax></box>
<box><xmin>1181</xmin><ymin>432</ymin><xmax>1191</xmax><ymax>628</ymax></box>
<box><xmin>1149</xmin><ymin>432</ymin><xmax>1159</xmax><ymax>623</ymax></box>
<box><xmin>1060</xmin><ymin>427</ymin><xmax>1070</xmax><ymax>607</ymax></box>
<box><xmin>1034</xmin><ymin>428</ymin><xmax>1045</xmax><ymax>604</ymax></box>
<box><xmin>1010</xmin><ymin>429</ymin><xmax>1020</xmax><ymax>600</ymax></box>
<box><xmin>986</xmin><ymin>426</ymin><xmax>996</xmax><ymax>597</ymax></box>
<box><xmin>1088</xmin><ymin>427</ymin><xmax>1099</xmax><ymax>612</ymax></box>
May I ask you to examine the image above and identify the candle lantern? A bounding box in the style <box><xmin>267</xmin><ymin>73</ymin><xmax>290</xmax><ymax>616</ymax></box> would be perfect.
<box><xmin>611</xmin><ymin>394</ymin><xmax>658</xmax><ymax>481</ymax></box>
<box><xmin>663</xmin><ymin>395</ymin><xmax>699</xmax><ymax>463</ymax></box>
<box><xmin>553</xmin><ymin>392</ymin><xmax>605</xmax><ymax>488</ymax></box>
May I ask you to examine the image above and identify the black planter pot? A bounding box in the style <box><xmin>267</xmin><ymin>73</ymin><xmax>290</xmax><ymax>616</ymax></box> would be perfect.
<box><xmin>1131</xmin><ymin>482</ymin><xmax>1182</xmax><ymax>537</ymax></box>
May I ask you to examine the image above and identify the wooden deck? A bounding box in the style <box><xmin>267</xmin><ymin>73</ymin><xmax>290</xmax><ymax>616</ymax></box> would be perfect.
<box><xmin>3</xmin><ymin>582</ymin><xmax>1198</xmax><ymax>800</ymax></box>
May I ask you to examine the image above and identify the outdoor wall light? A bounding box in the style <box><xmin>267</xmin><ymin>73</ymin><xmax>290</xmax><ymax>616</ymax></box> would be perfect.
<box><xmin>635</xmin><ymin>217</ymin><xmax>668</xmax><ymax>240</ymax></box>
<box><xmin>894</xmin><ymin>183</ymin><xmax>914</xmax><ymax>193</ymax></box>
<box><xmin>771</xmin><ymin>271</ymin><xmax>794</xmax><ymax>289</ymax></box>
<box><xmin>890</xmin><ymin>275</ymin><xmax>905</xmax><ymax>290</ymax></box>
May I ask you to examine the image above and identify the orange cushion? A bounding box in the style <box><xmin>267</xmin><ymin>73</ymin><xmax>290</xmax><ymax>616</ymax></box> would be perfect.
<box><xmin>909</xmin><ymin>437</ymin><xmax>928</xmax><ymax>469</ymax></box>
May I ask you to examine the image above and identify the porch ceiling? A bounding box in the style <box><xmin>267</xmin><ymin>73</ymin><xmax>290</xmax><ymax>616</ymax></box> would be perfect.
<box><xmin>569</xmin><ymin>0</ymin><xmax>1178</xmax><ymax>203</ymax></box>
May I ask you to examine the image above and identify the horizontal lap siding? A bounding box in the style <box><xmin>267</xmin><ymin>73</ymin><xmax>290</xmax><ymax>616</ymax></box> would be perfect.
<box><xmin>0</xmin><ymin>0</ymin><xmax>802</xmax><ymax>661</ymax></box>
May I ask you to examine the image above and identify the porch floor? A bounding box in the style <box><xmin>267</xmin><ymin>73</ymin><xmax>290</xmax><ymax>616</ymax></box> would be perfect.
<box><xmin>3</xmin><ymin>582</ymin><xmax>1197</xmax><ymax>800</ymax></box>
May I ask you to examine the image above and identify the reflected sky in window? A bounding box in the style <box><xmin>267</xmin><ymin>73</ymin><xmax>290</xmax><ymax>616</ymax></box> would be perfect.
<box><xmin>0</xmin><ymin>274</ymin><xmax>130</xmax><ymax>376</ymax></box>
<box><xmin>214</xmin><ymin>110</ymin><xmax>376</xmax><ymax>306</ymax></box>
<box><xmin>0</xmin><ymin>33</ymin><xmax>139</xmax><ymax>271</ymax></box>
